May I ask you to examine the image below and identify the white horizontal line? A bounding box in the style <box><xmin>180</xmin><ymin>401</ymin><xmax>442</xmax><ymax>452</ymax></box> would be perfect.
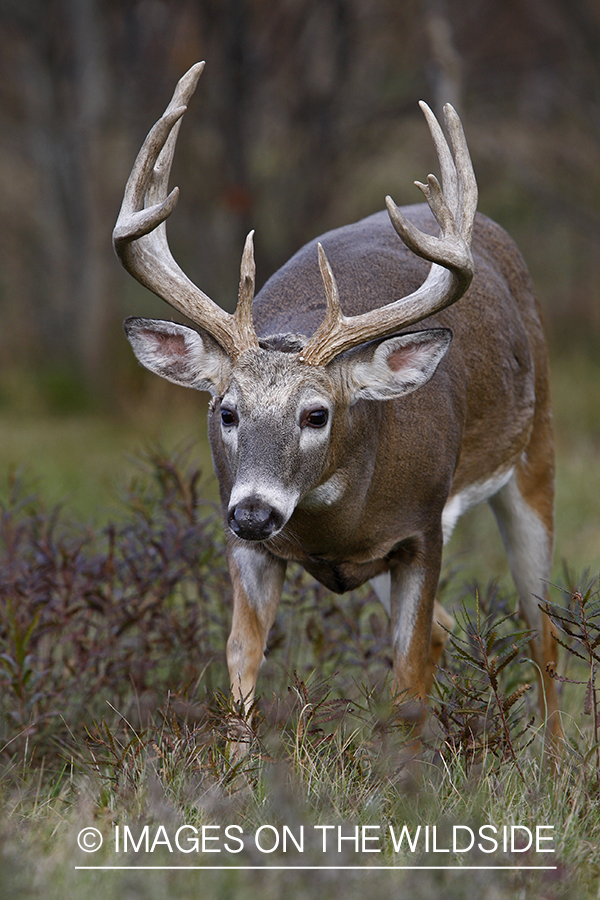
<box><xmin>75</xmin><ymin>865</ymin><xmax>557</xmax><ymax>871</ymax></box>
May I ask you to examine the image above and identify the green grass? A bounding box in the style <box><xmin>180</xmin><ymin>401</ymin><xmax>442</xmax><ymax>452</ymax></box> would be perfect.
<box><xmin>0</xmin><ymin>392</ymin><xmax>217</xmax><ymax>521</ymax></box>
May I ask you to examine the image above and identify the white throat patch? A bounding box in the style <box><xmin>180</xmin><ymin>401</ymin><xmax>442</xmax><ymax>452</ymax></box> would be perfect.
<box><xmin>298</xmin><ymin>471</ymin><xmax>347</xmax><ymax>510</ymax></box>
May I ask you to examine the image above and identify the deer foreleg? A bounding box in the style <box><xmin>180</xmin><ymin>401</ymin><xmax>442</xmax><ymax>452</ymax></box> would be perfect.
<box><xmin>226</xmin><ymin>543</ymin><xmax>286</xmax><ymax>711</ymax></box>
<box><xmin>371</xmin><ymin>571</ymin><xmax>453</xmax><ymax>690</ymax></box>
<box><xmin>389</xmin><ymin>530</ymin><xmax>444</xmax><ymax>720</ymax></box>
<box><xmin>426</xmin><ymin>600</ymin><xmax>455</xmax><ymax>690</ymax></box>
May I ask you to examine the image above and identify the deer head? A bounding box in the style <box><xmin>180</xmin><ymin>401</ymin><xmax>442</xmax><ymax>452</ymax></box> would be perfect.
<box><xmin>114</xmin><ymin>62</ymin><xmax>476</xmax><ymax>543</ymax></box>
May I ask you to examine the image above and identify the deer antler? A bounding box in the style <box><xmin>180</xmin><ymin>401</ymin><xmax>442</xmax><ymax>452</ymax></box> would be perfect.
<box><xmin>300</xmin><ymin>102</ymin><xmax>477</xmax><ymax>366</ymax></box>
<box><xmin>113</xmin><ymin>61</ymin><xmax>259</xmax><ymax>359</ymax></box>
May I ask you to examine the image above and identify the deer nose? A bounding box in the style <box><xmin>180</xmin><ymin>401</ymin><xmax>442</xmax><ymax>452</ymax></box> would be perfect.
<box><xmin>227</xmin><ymin>495</ymin><xmax>284</xmax><ymax>541</ymax></box>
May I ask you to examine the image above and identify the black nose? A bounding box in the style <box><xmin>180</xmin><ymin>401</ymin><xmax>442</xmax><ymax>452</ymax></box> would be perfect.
<box><xmin>227</xmin><ymin>495</ymin><xmax>284</xmax><ymax>541</ymax></box>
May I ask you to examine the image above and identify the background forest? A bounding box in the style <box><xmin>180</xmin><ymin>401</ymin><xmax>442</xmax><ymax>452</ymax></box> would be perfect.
<box><xmin>1</xmin><ymin>0</ymin><xmax>600</xmax><ymax>396</ymax></box>
<box><xmin>1</xmin><ymin>4</ymin><xmax>600</xmax><ymax>898</ymax></box>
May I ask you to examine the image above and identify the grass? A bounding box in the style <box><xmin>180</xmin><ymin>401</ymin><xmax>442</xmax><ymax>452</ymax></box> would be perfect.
<box><xmin>0</xmin><ymin>347</ymin><xmax>599</xmax><ymax>899</ymax></box>
<box><xmin>0</xmin><ymin>387</ymin><xmax>217</xmax><ymax>522</ymax></box>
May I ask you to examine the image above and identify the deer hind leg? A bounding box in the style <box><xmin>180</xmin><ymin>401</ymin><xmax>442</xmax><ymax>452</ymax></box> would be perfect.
<box><xmin>372</xmin><ymin>531</ymin><xmax>445</xmax><ymax>781</ymax></box>
<box><xmin>488</xmin><ymin>451</ymin><xmax>562</xmax><ymax>741</ymax></box>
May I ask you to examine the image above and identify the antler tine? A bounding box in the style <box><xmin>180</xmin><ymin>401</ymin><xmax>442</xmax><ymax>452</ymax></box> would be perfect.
<box><xmin>299</xmin><ymin>244</ymin><xmax>346</xmax><ymax>363</ymax></box>
<box><xmin>385</xmin><ymin>101</ymin><xmax>476</xmax><ymax>272</ymax></box>
<box><xmin>147</xmin><ymin>63</ymin><xmax>204</xmax><ymax>207</ymax></box>
<box><xmin>113</xmin><ymin>62</ymin><xmax>258</xmax><ymax>359</ymax></box>
<box><xmin>113</xmin><ymin>62</ymin><xmax>204</xmax><ymax>251</ymax></box>
<box><xmin>301</xmin><ymin>102</ymin><xmax>477</xmax><ymax>367</ymax></box>
<box><xmin>113</xmin><ymin>107</ymin><xmax>187</xmax><ymax>244</ymax></box>
<box><xmin>234</xmin><ymin>230</ymin><xmax>259</xmax><ymax>346</ymax></box>
<box><xmin>443</xmin><ymin>103</ymin><xmax>478</xmax><ymax>243</ymax></box>
<box><xmin>317</xmin><ymin>244</ymin><xmax>344</xmax><ymax>326</ymax></box>
<box><xmin>418</xmin><ymin>100</ymin><xmax>458</xmax><ymax>220</ymax></box>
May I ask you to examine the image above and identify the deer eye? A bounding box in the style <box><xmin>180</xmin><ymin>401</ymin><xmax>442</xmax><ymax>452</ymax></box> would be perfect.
<box><xmin>301</xmin><ymin>407</ymin><xmax>329</xmax><ymax>429</ymax></box>
<box><xmin>221</xmin><ymin>406</ymin><xmax>238</xmax><ymax>427</ymax></box>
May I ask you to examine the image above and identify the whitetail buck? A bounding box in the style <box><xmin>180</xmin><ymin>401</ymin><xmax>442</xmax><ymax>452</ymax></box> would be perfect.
<box><xmin>114</xmin><ymin>62</ymin><xmax>561</xmax><ymax>740</ymax></box>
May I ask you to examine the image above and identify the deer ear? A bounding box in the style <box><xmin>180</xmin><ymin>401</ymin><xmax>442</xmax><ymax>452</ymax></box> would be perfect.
<box><xmin>339</xmin><ymin>328</ymin><xmax>452</xmax><ymax>402</ymax></box>
<box><xmin>124</xmin><ymin>317</ymin><xmax>232</xmax><ymax>395</ymax></box>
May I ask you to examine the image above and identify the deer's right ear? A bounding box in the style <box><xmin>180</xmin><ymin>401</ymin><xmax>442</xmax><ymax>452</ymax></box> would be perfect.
<box><xmin>124</xmin><ymin>317</ymin><xmax>232</xmax><ymax>395</ymax></box>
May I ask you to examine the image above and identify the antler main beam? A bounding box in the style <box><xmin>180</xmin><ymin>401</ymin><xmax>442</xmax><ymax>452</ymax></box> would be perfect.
<box><xmin>300</xmin><ymin>102</ymin><xmax>478</xmax><ymax>367</ymax></box>
<box><xmin>113</xmin><ymin>61</ymin><xmax>258</xmax><ymax>359</ymax></box>
<box><xmin>114</xmin><ymin>62</ymin><xmax>477</xmax><ymax>368</ymax></box>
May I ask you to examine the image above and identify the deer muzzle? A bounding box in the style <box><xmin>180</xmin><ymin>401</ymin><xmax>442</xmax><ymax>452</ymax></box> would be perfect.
<box><xmin>227</xmin><ymin>494</ymin><xmax>286</xmax><ymax>542</ymax></box>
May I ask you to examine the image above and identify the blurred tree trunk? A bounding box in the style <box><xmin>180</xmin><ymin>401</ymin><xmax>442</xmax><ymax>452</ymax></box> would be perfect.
<box><xmin>2</xmin><ymin>0</ymin><xmax>113</xmax><ymax>390</ymax></box>
<box><xmin>1</xmin><ymin>0</ymin><xmax>600</xmax><ymax>402</ymax></box>
<box><xmin>422</xmin><ymin>0</ymin><xmax>463</xmax><ymax>115</ymax></box>
<box><xmin>68</xmin><ymin>0</ymin><xmax>112</xmax><ymax>384</ymax></box>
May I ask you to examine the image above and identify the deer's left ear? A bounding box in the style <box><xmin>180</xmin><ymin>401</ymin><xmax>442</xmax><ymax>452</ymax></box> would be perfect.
<box><xmin>336</xmin><ymin>328</ymin><xmax>452</xmax><ymax>402</ymax></box>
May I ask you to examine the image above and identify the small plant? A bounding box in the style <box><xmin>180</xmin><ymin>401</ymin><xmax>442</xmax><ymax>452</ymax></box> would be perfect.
<box><xmin>0</xmin><ymin>450</ymin><xmax>232</xmax><ymax>767</ymax></box>
<box><xmin>539</xmin><ymin>573</ymin><xmax>600</xmax><ymax>772</ymax></box>
<box><xmin>430</xmin><ymin>585</ymin><xmax>535</xmax><ymax>779</ymax></box>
